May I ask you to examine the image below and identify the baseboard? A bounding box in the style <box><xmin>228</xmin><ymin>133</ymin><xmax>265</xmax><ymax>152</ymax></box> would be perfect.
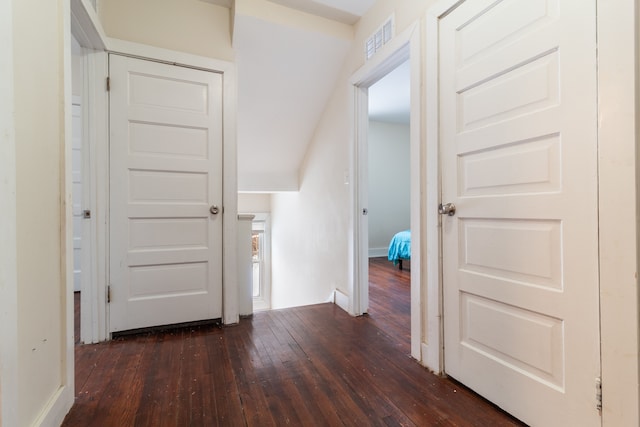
<box><xmin>334</xmin><ymin>289</ymin><xmax>349</xmax><ymax>313</ymax></box>
<box><xmin>368</xmin><ymin>247</ymin><xmax>388</xmax><ymax>258</ymax></box>
<box><xmin>33</xmin><ymin>384</ymin><xmax>74</xmax><ymax>427</ymax></box>
<box><xmin>421</xmin><ymin>342</ymin><xmax>442</xmax><ymax>375</ymax></box>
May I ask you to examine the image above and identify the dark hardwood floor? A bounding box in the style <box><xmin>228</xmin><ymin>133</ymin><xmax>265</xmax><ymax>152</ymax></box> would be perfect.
<box><xmin>65</xmin><ymin>258</ymin><xmax>524</xmax><ymax>426</ymax></box>
<box><xmin>367</xmin><ymin>257</ymin><xmax>412</xmax><ymax>356</ymax></box>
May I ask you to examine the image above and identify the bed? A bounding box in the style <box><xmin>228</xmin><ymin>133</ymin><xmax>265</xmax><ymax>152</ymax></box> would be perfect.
<box><xmin>388</xmin><ymin>230</ymin><xmax>411</xmax><ymax>270</ymax></box>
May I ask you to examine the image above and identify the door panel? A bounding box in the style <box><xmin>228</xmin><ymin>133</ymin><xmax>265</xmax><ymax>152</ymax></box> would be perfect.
<box><xmin>440</xmin><ymin>0</ymin><xmax>600</xmax><ymax>425</ymax></box>
<box><xmin>109</xmin><ymin>55</ymin><xmax>223</xmax><ymax>333</ymax></box>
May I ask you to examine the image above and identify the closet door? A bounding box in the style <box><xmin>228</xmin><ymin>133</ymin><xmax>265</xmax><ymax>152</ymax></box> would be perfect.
<box><xmin>109</xmin><ymin>54</ymin><xmax>223</xmax><ymax>332</ymax></box>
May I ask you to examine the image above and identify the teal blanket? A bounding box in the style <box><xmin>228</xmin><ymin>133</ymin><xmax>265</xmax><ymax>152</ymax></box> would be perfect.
<box><xmin>388</xmin><ymin>230</ymin><xmax>411</xmax><ymax>265</ymax></box>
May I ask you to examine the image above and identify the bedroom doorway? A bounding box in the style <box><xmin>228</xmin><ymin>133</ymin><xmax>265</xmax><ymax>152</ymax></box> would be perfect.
<box><xmin>349</xmin><ymin>22</ymin><xmax>424</xmax><ymax>362</ymax></box>
<box><xmin>366</xmin><ymin>60</ymin><xmax>412</xmax><ymax>352</ymax></box>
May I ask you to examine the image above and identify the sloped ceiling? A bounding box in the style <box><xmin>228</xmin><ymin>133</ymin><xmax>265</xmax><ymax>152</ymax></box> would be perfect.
<box><xmin>230</xmin><ymin>0</ymin><xmax>376</xmax><ymax>191</ymax></box>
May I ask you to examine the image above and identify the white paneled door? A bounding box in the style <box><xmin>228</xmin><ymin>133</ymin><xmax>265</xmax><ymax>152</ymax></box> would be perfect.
<box><xmin>439</xmin><ymin>1</ymin><xmax>600</xmax><ymax>426</ymax></box>
<box><xmin>109</xmin><ymin>55</ymin><xmax>223</xmax><ymax>333</ymax></box>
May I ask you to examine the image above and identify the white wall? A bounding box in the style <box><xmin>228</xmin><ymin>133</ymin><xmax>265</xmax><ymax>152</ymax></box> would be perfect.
<box><xmin>270</xmin><ymin>0</ymin><xmax>434</xmax><ymax>302</ymax></box>
<box><xmin>270</xmin><ymin>82</ymin><xmax>351</xmax><ymax>309</ymax></box>
<box><xmin>238</xmin><ymin>193</ymin><xmax>271</xmax><ymax>213</ymax></box>
<box><xmin>367</xmin><ymin>120</ymin><xmax>410</xmax><ymax>257</ymax></box>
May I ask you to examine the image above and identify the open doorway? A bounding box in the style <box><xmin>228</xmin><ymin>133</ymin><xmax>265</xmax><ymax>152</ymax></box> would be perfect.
<box><xmin>350</xmin><ymin>22</ymin><xmax>423</xmax><ymax>362</ymax></box>
<box><xmin>366</xmin><ymin>60</ymin><xmax>411</xmax><ymax>352</ymax></box>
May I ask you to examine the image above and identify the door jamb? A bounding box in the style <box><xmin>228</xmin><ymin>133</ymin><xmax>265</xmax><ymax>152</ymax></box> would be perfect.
<box><xmin>422</xmin><ymin>0</ymin><xmax>466</xmax><ymax>376</ymax></box>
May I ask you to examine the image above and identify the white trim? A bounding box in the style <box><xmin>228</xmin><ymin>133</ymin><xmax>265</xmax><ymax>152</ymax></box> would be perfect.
<box><xmin>597</xmin><ymin>1</ymin><xmax>640</xmax><ymax>425</ymax></box>
<box><xmin>334</xmin><ymin>289</ymin><xmax>349</xmax><ymax>313</ymax></box>
<box><xmin>237</xmin><ymin>214</ymin><xmax>255</xmax><ymax>316</ymax></box>
<box><xmin>0</xmin><ymin>1</ymin><xmax>17</xmax><ymax>425</ymax></box>
<box><xmin>106</xmin><ymin>37</ymin><xmax>234</xmax><ymax>74</ymax></box>
<box><xmin>80</xmin><ymin>48</ymin><xmax>109</xmax><ymax>344</ymax></box>
<box><xmin>70</xmin><ymin>0</ymin><xmax>107</xmax><ymax>50</ymax></box>
<box><xmin>407</xmin><ymin>22</ymin><xmax>425</xmax><ymax>363</ymax></box>
<box><xmin>348</xmin><ymin>21</ymin><xmax>423</xmax><ymax>361</ymax></box>
<box><xmin>422</xmin><ymin>2</ymin><xmax>453</xmax><ymax>374</ymax></box>
<box><xmin>32</xmin><ymin>385</ymin><xmax>74</xmax><ymax>427</ymax></box>
<box><xmin>71</xmin><ymin>0</ymin><xmax>110</xmax><ymax>344</ymax></box>
<box><xmin>56</xmin><ymin>0</ymin><xmax>76</xmax><ymax>422</ymax></box>
<box><xmin>250</xmin><ymin>213</ymin><xmax>272</xmax><ymax>312</ymax></box>
<box><xmin>221</xmin><ymin>56</ymin><xmax>239</xmax><ymax>325</ymax></box>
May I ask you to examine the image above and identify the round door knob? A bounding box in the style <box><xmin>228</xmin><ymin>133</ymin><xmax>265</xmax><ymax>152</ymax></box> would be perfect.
<box><xmin>438</xmin><ymin>203</ymin><xmax>456</xmax><ymax>216</ymax></box>
<box><xmin>210</xmin><ymin>205</ymin><xmax>219</xmax><ymax>215</ymax></box>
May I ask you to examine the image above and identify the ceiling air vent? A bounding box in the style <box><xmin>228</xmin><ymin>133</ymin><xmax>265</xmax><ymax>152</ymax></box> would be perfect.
<box><xmin>365</xmin><ymin>15</ymin><xmax>395</xmax><ymax>60</ymax></box>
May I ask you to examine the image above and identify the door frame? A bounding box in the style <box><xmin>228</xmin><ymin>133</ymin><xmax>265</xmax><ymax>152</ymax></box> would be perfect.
<box><xmin>0</xmin><ymin>1</ymin><xmax>18</xmax><ymax>424</ymax></box>
<box><xmin>349</xmin><ymin>22</ymin><xmax>426</xmax><ymax>362</ymax></box>
<box><xmin>425</xmin><ymin>0</ymin><xmax>640</xmax><ymax>424</ymax></box>
<box><xmin>70</xmin><ymin>1</ymin><xmax>241</xmax><ymax>341</ymax></box>
<box><xmin>106</xmin><ymin>40</ymin><xmax>240</xmax><ymax>327</ymax></box>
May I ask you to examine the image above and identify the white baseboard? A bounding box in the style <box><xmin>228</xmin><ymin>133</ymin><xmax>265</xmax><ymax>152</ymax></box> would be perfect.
<box><xmin>421</xmin><ymin>342</ymin><xmax>441</xmax><ymax>375</ymax></box>
<box><xmin>334</xmin><ymin>289</ymin><xmax>349</xmax><ymax>313</ymax></box>
<box><xmin>33</xmin><ymin>384</ymin><xmax>74</xmax><ymax>427</ymax></box>
<box><xmin>368</xmin><ymin>247</ymin><xmax>388</xmax><ymax>258</ymax></box>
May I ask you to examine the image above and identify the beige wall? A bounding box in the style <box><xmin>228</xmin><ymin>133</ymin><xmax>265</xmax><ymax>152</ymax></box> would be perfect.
<box><xmin>100</xmin><ymin>0</ymin><xmax>234</xmax><ymax>61</ymax></box>
<box><xmin>11</xmin><ymin>0</ymin><xmax>72</xmax><ymax>424</ymax></box>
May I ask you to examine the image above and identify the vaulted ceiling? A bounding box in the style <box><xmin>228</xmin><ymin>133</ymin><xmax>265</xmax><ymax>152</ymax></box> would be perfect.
<box><xmin>233</xmin><ymin>10</ymin><xmax>353</xmax><ymax>191</ymax></box>
<box><xmin>202</xmin><ymin>0</ymin><xmax>411</xmax><ymax>192</ymax></box>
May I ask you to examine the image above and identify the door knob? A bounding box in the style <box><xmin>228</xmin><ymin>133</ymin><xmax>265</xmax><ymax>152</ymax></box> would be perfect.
<box><xmin>210</xmin><ymin>205</ymin><xmax>219</xmax><ymax>215</ymax></box>
<box><xmin>438</xmin><ymin>203</ymin><xmax>456</xmax><ymax>216</ymax></box>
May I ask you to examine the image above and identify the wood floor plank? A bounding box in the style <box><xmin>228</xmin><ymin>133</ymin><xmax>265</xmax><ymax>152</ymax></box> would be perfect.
<box><xmin>64</xmin><ymin>260</ymin><xmax>526</xmax><ymax>427</ymax></box>
<box><xmin>201</xmin><ymin>329</ymin><xmax>246</xmax><ymax>426</ymax></box>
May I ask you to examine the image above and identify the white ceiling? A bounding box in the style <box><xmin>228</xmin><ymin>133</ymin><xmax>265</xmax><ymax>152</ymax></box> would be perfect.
<box><xmin>226</xmin><ymin>0</ymin><xmax>407</xmax><ymax>191</ymax></box>
<box><xmin>268</xmin><ymin>0</ymin><xmax>375</xmax><ymax>24</ymax></box>
<box><xmin>369</xmin><ymin>59</ymin><xmax>410</xmax><ymax>124</ymax></box>
<box><xmin>201</xmin><ymin>0</ymin><xmax>374</xmax><ymax>24</ymax></box>
<box><xmin>234</xmin><ymin>13</ymin><xmax>352</xmax><ymax>191</ymax></box>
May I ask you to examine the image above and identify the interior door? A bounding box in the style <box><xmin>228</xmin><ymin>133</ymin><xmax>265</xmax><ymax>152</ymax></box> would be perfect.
<box><xmin>440</xmin><ymin>1</ymin><xmax>600</xmax><ymax>425</ymax></box>
<box><xmin>109</xmin><ymin>54</ymin><xmax>223</xmax><ymax>333</ymax></box>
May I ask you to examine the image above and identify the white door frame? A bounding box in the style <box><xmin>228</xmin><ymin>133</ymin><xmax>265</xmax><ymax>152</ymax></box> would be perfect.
<box><xmin>71</xmin><ymin>0</ymin><xmax>109</xmax><ymax>344</ymax></box>
<box><xmin>425</xmin><ymin>0</ymin><xmax>640</xmax><ymax>424</ymax></box>
<box><xmin>349</xmin><ymin>22</ymin><xmax>425</xmax><ymax>362</ymax></box>
<box><xmin>70</xmin><ymin>0</ymin><xmax>241</xmax><ymax>342</ymax></box>
<box><xmin>0</xmin><ymin>1</ymin><xmax>18</xmax><ymax>424</ymax></box>
<box><xmin>106</xmin><ymin>39</ymin><xmax>240</xmax><ymax>328</ymax></box>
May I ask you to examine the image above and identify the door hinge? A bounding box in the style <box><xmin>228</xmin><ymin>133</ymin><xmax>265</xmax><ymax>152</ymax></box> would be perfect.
<box><xmin>596</xmin><ymin>377</ymin><xmax>602</xmax><ymax>412</ymax></box>
<box><xmin>106</xmin><ymin>76</ymin><xmax>111</xmax><ymax>92</ymax></box>
<box><xmin>107</xmin><ymin>285</ymin><xmax>111</xmax><ymax>304</ymax></box>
